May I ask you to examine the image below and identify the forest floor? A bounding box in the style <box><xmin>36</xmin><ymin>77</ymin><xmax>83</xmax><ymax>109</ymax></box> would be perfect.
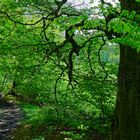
<box><xmin>0</xmin><ymin>98</ymin><xmax>24</xmax><ymax>140</ymax></box>
<box><xmin>0</xmin><ymin>97</ymin><xmax>106</xmax><ymax>140</ymax></box>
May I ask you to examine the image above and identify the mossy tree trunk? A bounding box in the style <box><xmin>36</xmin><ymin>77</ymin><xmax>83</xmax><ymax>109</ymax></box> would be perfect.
<box><xmin>110</xmin><ymin>1</ymin><xmax>140</xmax><ymax>139</ymax></box>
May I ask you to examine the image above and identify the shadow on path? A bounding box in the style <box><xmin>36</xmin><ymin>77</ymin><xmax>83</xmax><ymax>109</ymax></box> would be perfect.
<box><xmin>0</xmin><ymin>99</ymin><xmax>24</xmax><ymax>140</ymax></box>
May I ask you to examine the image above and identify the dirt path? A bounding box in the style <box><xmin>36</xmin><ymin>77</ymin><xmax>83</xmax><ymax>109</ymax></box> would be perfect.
<box><xmin>0</xmin><ymin>99</ymin><xmax>24</xmax><ymax>140</ymax></box>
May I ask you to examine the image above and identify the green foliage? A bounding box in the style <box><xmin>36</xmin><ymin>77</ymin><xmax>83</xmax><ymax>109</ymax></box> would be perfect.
<box><xmin>0</xmin><ymin>0</ymin><xmax>123</xmax><ymax>139</ymax></box>
<box><xmin>107</xmin><ymin>9</ymin><xmax>140</xmax><ymax>51</ymax></box>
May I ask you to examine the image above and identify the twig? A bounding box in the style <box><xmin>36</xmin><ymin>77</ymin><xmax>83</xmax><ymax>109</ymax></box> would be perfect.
<box><xmin>54</xmin><ymin>69</ymin><xmax>66</xmax><ymax>104</ymax></box>
<box><xmin>87</xmin><ymin>42</ymin><xmax>96</xmax><ymax>75</ymax></box>
<box><xmin>98</xmin><ymin>36</ymin><xmax>108</xmax><ymax>81</ymax></box>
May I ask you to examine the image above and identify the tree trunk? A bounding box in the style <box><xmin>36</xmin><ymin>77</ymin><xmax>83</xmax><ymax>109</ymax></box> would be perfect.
<box><xmin>110</xmin><ymin>46</ymin><xmax>140</xmax><ymax>140</ymax></box>
<box><xmin>110</xmin><ymin>1</ymin><xmax>140</xmax><ymax>140</ymax></box>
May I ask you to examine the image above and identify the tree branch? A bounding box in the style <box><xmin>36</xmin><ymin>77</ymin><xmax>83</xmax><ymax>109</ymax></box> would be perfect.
<box><xmin>98</xmin><ymin>36</ymin><xmax>108</xmax><ymax>81</ymax></box>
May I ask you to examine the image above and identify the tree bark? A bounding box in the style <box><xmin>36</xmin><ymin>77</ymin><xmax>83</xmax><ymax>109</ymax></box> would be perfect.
<box><xmin>111</xmin><ymin>46</ymin><xmax>140</xmax><ymax>140</ymax></box>
<box><xmin>110</xmin><ymin>1</ymin><xmax>140</xmax><ymax>140</ymax></box>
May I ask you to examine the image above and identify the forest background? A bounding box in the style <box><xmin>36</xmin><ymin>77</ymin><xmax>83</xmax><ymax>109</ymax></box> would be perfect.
<box><xmin>0</xmin><ymin>0</ymin><xmax>140</xmax><ymax>140</ymax></box>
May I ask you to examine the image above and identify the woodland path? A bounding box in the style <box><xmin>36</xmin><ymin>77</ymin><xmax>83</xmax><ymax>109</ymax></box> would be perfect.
<box><xmin>0</xmin><ymin>98</ymin><xmax>24</xmax><ymax>140</ymax></box>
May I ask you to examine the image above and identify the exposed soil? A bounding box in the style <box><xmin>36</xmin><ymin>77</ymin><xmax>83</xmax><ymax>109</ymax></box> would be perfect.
<box><xmin>0</xmin><ymin>98</ymin><xmax>24</xmax><ymax>140</ymax></box>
